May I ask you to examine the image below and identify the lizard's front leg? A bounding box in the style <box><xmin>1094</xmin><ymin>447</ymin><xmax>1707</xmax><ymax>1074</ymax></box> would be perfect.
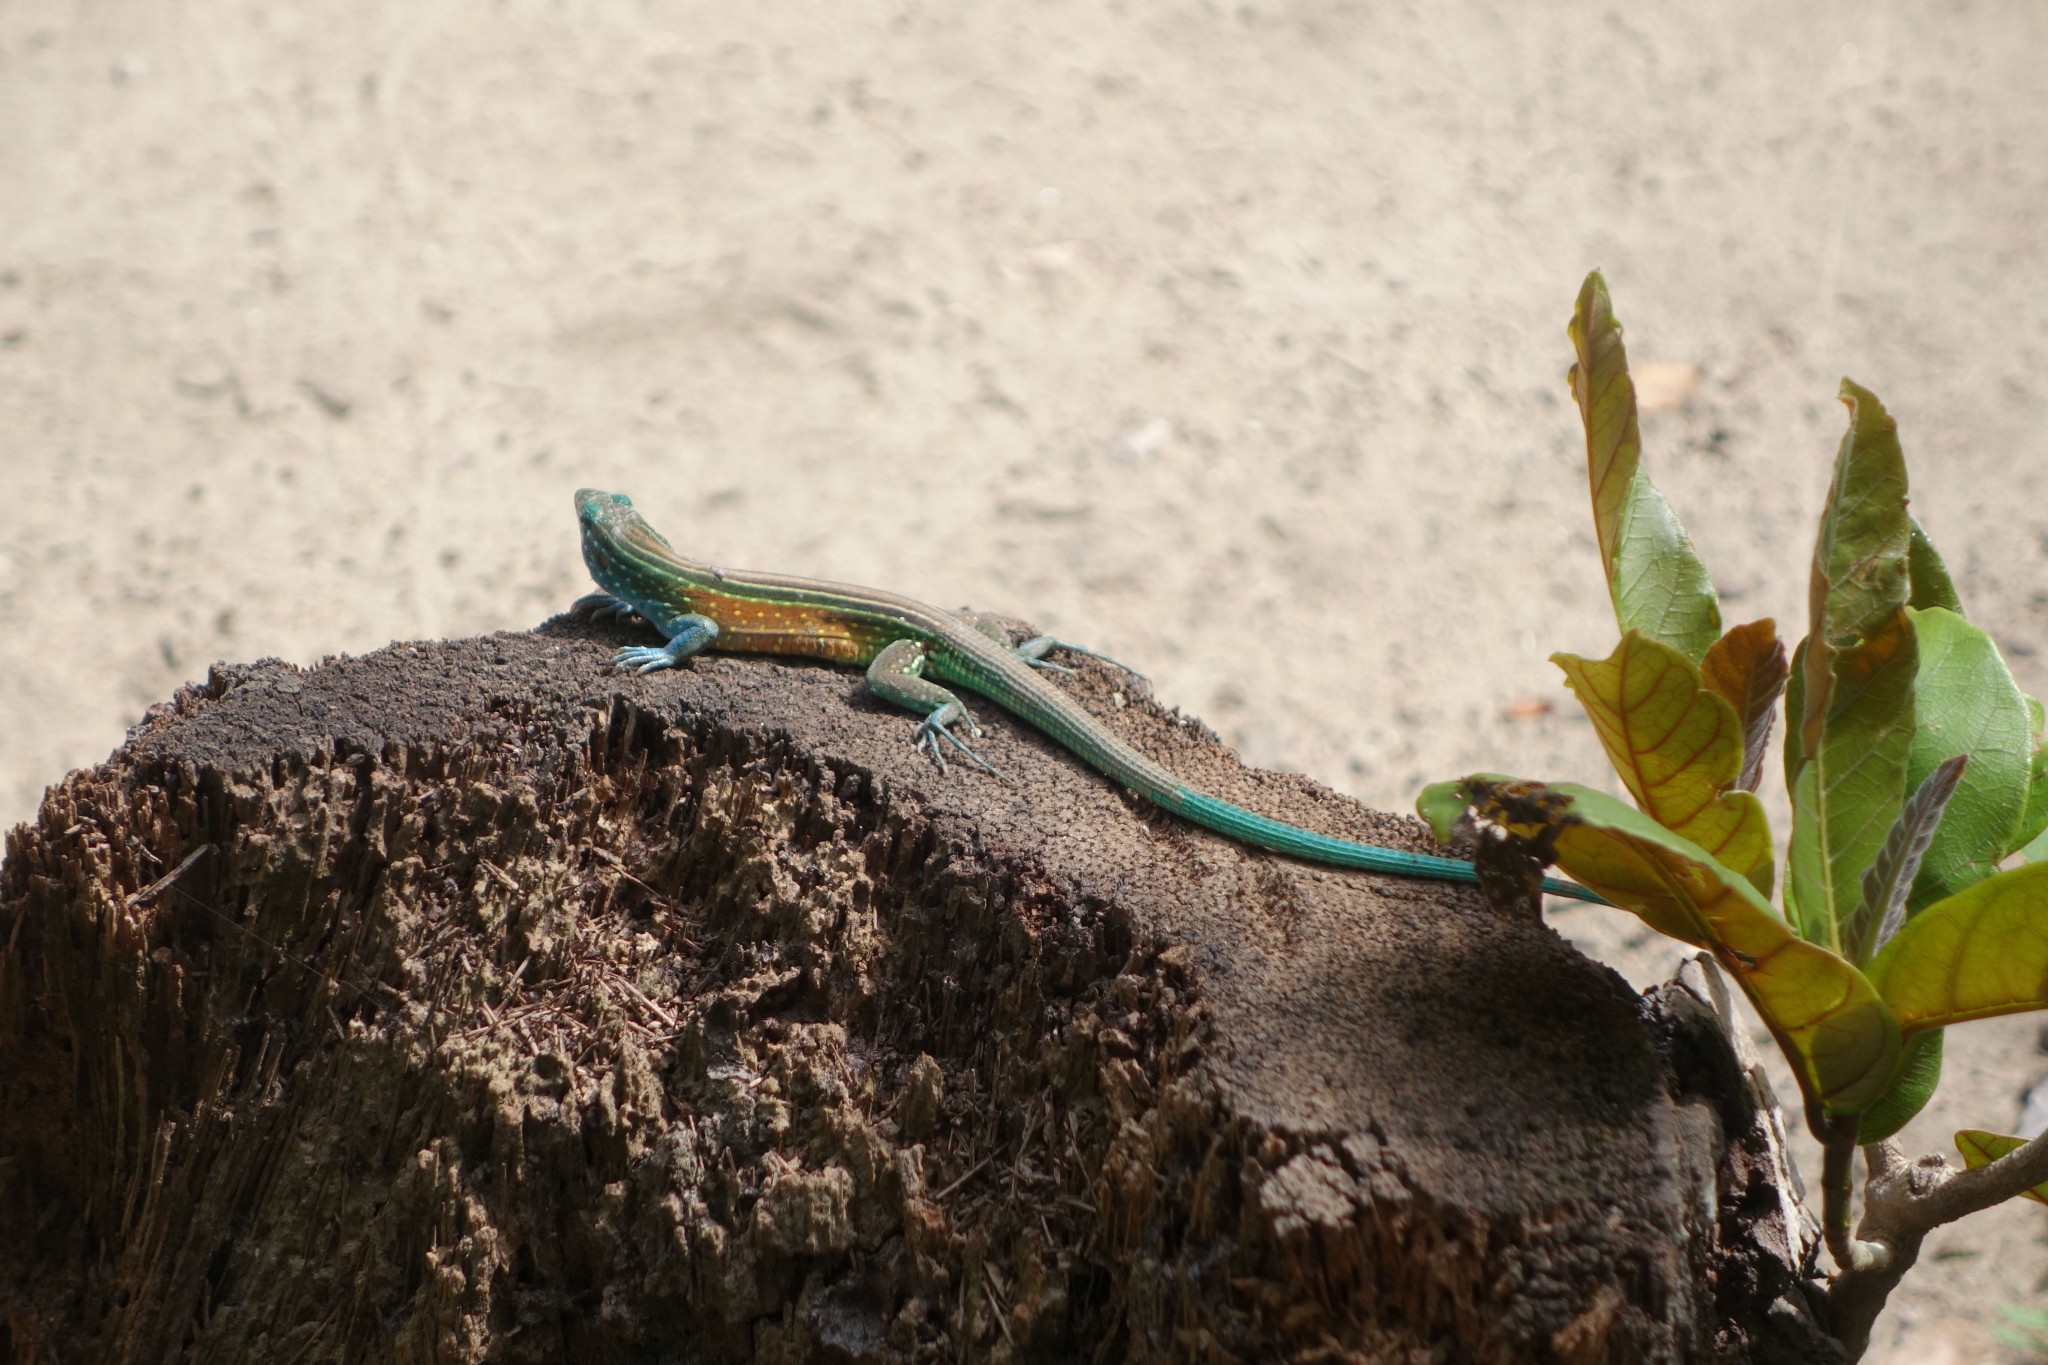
<box><xmin>609</xmin><ymin>611</ymin><xmax>721</xmax><ymax>675</ymax></box>
<box><xmin>866</xmin><ymin>639</ymin><xmax>1001</xmax><ymax>777</ymax></box>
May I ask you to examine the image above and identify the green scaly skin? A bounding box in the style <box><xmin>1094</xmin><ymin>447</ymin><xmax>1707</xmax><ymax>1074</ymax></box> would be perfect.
<box><xmin>574</xmin><ymin>488</ymin><xmax>1602</xmax><ymax>903</ymax></box>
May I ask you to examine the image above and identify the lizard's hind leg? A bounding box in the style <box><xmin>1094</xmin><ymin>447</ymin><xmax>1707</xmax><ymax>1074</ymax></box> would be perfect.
<box><xmin>866</xmin><ymin>639</ymin><xmax>1002</xmax><ymax>777</ymax></box>
<box><xmin>571</xmin><ymin>592</ymin><xmax>642</xmax><ymax>622</ymax></box>
<box><xmin>958</xmin><ymin>611</ymin><xmax>1145</xmax><ymax>679</ymax></box>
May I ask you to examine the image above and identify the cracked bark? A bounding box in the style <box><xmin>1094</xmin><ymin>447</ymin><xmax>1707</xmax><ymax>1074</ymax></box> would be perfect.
<box><xmin>2</xmin><ymin>617</ymin><xmax>1842</xmax><ymax>1362</ymax></box>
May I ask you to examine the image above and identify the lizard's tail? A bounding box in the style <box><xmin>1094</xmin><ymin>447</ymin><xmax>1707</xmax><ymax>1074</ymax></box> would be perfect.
<box><xmin>1172</xmin><ymin>788</ymin><xmax>1607</xmax><ymax>904</ymax></box>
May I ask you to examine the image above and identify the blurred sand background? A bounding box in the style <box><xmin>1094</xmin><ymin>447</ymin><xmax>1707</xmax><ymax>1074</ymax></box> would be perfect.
<box><xmin>5</xmin><ymin>2</ymin><xmax>2048</xmax><ymax>1358</ymax></box>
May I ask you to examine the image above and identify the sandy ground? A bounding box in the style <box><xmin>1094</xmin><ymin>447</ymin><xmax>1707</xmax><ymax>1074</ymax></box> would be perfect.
<box><xmin>5</xmin><ymin>2</ymin><xmax>2048</xmax><ymax>1358</ymax></box>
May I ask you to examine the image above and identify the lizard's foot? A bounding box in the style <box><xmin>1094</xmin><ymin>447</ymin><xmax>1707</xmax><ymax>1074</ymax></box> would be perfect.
<box><xmin>915</xmin><ymin>703</ymin><xmax>1002</xmax><ymax>778</ymax></box>
<box><xmin>1015</xmin><ymin>634</ymin><xmax>1148</xmax><ymax>680</ymax></box>
<box><xmin>959</xmin><ymin>612</ymin><xmax>1145</xmax><ymax>679</ymax></box>
<box><xmin>611</xmin><ymin>644</ymin><xmax>686</xmax><ymax>675</ymax></box>
<box><xmin>571</xmin><ymin>592</ymin><xmax>641</xmax><ymax>621</ymax></box>
<box><xmin>606</xmin><ymin>615</ymin><xmax>720</xmax><ymax>675</ymax></box>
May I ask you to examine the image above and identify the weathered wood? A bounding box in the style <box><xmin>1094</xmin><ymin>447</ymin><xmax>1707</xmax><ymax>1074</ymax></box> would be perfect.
<box><xmin>0</xmin><ymin>617</ymin><xmax>1837</xmax><ymax>1361</ymax></box>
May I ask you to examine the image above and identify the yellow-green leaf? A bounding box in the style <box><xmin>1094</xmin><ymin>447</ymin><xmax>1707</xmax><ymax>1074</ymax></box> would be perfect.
<box><xmin>1955</xmin><ymin>1129</ymin><xmax>2048</xmax><ymax>1206</ymax></box>
<box><xmin>1554</xmin><ymin>632</ymin><xmax>1772</xmax><ymax>893</ymax></box>
<box><xmin>1469</xmin><ymin>778</ymin><xmax>1899</xmax><ymax>1113</ymax></box>
<box><xmin>1567</xmin><ymin>272</ymin><xmax>1722</xmax><ymax>662</ymax></box>
<box><xmin>1866</xmin><ymin>862</ymin><xmax>2048</xmax><ymax>1032</ymax></box>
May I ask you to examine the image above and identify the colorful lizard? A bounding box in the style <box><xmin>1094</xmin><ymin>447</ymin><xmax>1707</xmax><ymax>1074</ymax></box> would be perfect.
<box><xmin>573</xmin><ymin>487</ymin><xmax>1600</xmax><ymax>902</ymax></box>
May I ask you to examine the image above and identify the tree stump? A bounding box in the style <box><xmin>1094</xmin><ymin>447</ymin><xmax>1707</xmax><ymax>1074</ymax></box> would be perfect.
<box><xmin>1</xmin><ymin>617</ymin><xmax>1838</xmax><ymax>1362</ymax></box>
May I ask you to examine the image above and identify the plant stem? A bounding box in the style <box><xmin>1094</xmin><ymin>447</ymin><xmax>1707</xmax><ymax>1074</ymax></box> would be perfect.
<box><xmin>1829</xmin><ymin>1128</ymin><xmax>2048</xmax><ymax>1358</ymax></box>
<box><xmin>1819</xmin><ymin>1113</ymin><xmax>1888</xmax><ymax>1274</ymax></box>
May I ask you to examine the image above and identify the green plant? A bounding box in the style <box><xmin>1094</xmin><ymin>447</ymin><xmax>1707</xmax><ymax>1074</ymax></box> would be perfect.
<box><xmin>1418</xmin><ymin>272</ymin><xmax>2048</xmax><ymax>1358</ymax></box>
<box><xmin>1993</xmin><ymin>1302</ymin><xmax>2048</xmax><ymax>1359</ymax></box>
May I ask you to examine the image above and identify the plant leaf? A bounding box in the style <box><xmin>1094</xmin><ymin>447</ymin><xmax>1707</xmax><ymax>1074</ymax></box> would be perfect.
<box><xmin>2009</xmin><ymin>730</ymin><xmax>2048</xmax><ymax>861</ymax></box>
<box><xmin>1566</xmin><ymin>272</ymin><xmax>1723</xmax><ymax>662</ymax></box>
<box><xmin>1856</xmin><ymin>1030</ymin><xmax>1943</xmax><ymax>1144</ymax></box>
<box><xmin>1866</xmin><ymin>861</ymin><xmax>2048</xmax><ymax>1032</ymax></box>
<box><xmin>1416</xmin><ymin>780</ymin><xmax>1471</xmax><ymax>845</ymax></box>
<box><xmin>1805</xmin><ymin>379</ymin><xmax>1912</xmax><ymax>657</ymax></box>
<box><xmin>1851</xmin><ymin>754</ymin><xmax>1967</xmax><ymax>966</ymax></box>
<box><xmin>2024</xmin><ymin>696</ymin><xmax>2048</xmax><ymax>860</ymax></box>
<box><xmin>1782</xmin><ymin>638</ymin><xmax>1808</xmax><ymax>798</ymax></box>
<box><xmin>1464</xmin><ymin>777</ymin><xmax>1900</xmax><ymax>1113</ymax></box>
<box><xmin>1903</xmin><ymin>607</ymin><xmax>2034</xmax><ymax>908</ymax></box>
<box><xmin>1701</xmin><ymin>618</ymin><xmax>1789</xmax><ymax>794</ymax></box>
<box><xmin>1787</xmin><ymin>608</ymin><xmax>1919</xmax><ymax>950</ymax></box>
<box><xmin>1955</xmin><ymin>1129</ymin><xmax>2048</xmax><ymax>1206</ymax></box>
<box><xmin>1553</xmin><ymin>632</ymin><xmax>1772</xmax><ymax>892</ymax></box>
<box><xmin>1780</xmin><ymin>639</ymin><xmax>1811</xmax><ymax>935</ymax></box>
<box><xmin>1786</xmin><ymin>381</ymin><xmax>1918</xmax><ymax>952</ymax></box>
<box><xmin>1908</xmin><ymin>516</ymin><xmax>1964</xmax><ymax>614</ymax></box>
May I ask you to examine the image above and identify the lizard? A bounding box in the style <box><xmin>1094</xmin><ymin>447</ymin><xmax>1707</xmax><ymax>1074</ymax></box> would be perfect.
<box><xmin>572</xmin><ymin>487</ymin><xmax>1601</xmax><ymax>903</ymax></box>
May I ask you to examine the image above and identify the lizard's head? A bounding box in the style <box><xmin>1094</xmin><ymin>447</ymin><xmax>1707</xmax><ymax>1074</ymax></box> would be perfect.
<box><xmin>576</xmin><ymin>487</ymin><xmax>644</xmax><ymax>536</ymax></box>
<box><xmin>576</xmin><ymin>488</ymin><xmax>685</xmax><ymax>605</ymax></box>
